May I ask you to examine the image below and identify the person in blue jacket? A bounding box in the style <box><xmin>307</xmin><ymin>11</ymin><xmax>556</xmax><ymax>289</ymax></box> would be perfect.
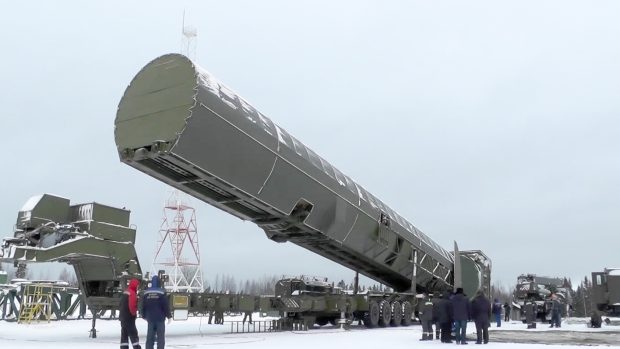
<box><xmin>142</xmin><ymin>275</ymin><xmax>172</xmax><ymax>349</ymax></box>
<box><xmin>492</xmin><ymin>299</ymin><xmax>502</xmax><ymax>327</ymax></box>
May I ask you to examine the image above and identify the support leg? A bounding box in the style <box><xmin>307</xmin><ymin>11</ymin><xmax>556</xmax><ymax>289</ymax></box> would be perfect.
<box><xmin>90</xmin><ymin>314</ymin><xmax>98</xmax><ymax>338</ymax></box>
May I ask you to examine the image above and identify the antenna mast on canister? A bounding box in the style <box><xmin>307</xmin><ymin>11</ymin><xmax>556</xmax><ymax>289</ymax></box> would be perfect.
<box><xmin>181</xmin><ymin>10</ymin><xmax>198</xmax><ymax>60</ymax></box>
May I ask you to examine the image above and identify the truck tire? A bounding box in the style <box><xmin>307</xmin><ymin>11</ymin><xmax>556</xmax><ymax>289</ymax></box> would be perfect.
<box><xmin>364</xmin><ymin>300</ymin><xmax>381</xmax><ymax>328</ymax></box>
<box><xmin>401</xmin><ymin>301</ymin><xmax>413</xmax><ymax>326</ymax></box>
<box><xmin>390</xmin><ymin>301</ymin><xmax>402</xmax><ymax>326</ymax></box>
<box><xmin>378</xmin><ymin>300</ymin><xmax>392</xmax><ymax>327</ymax></box>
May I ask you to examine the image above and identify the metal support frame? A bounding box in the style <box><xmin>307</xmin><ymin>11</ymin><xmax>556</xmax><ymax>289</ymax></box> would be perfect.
<box><xmin>152</xmin><ymin>191</ymin><xmax>204</xmax><ymax>293</ymax></box>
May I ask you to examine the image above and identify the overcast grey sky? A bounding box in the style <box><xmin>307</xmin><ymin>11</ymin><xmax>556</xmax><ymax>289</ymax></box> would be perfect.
<box><xmin>1</xmin><ymin>0</ymin><xmax>619</xmax><ymax>290</ymax></box>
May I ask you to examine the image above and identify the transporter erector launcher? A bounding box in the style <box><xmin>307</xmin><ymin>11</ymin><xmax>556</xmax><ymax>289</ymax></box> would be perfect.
<box><xmin>114</xmin><ymin>54</ymin><xmax>490</xmax><ymax>296</ymax></box>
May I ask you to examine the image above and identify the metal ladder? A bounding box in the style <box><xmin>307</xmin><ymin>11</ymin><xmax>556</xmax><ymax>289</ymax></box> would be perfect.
<box><xmin>18</xmin><ymin>284</ymin><xmax>53</xmax><ymax>324</ymax></box>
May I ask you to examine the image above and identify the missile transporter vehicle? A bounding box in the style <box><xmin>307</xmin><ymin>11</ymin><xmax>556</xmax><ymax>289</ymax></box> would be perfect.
<box><xmin>113</xmin><ymin>53</ymin><xmax>492</xmax><ymax>326</ymax></box>
<box><xmin>272</xmin><ymin>276</ymin><xmax>415</xmax><ymax>327</ymax></box>
<box><xmin>0</xmin><ymin>194</ymin><xmax>414</xmax><ymax>329</ymax></box>
<box><xmin>512</xmin><ymin>274</ymin><xmax>571</xmax><ymax>322</ymax></box>
<box><xmin>592</xmin><ymin>268</ymin><xmax>620</xmax><ymax>316</ymax></box>
<box><xmin>0</xmin><ymin>53</ymin><xmax>492</xmax><ymax>331</ymax></box>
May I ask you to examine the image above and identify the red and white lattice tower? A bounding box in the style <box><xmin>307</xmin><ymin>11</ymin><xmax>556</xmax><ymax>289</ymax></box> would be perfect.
<box><xmin>152</xmin><ymin>191</ymin><xmax>204</xmax><ymax>292</ymax></box>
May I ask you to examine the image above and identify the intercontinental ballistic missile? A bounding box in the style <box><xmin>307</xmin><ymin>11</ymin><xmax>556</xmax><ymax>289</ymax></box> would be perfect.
<box><xmin>114</xmin><ymin>54</ymin><xmax>490</xmax><ymax>295</ymax></box>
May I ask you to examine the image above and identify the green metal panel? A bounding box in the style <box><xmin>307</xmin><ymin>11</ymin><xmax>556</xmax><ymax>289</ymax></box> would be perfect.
<box><xmin>115</xmin><ymin>55</ymin><xmax>196</xmax><ymax>150</ymax></box>
<box><xmin>259</xmin><ymin>296</ymin><xmax>275</xmax><ymax>312</ymax></box>
<box><xmin>70</xmin><ymin>203</ymin><xmax>131</xmax><ymax>226</ymax></box>
<box><xmin>16</xmin><ymin>194</ymin><xmax>70</xmax><ymax>229</ymax></box>
<box><xmin>608</xmin><ymin>274</ymin><xmax>620</xmax><ymax>305</ymax></box>
<box><xmin>237</xmin><ymin>295</ymin><xmax>256</xmax><ymax>312</ymax></box>
<box><xmin>73</xmin><ymin>221</ymin><xmax>136</xmax><ymax>243</ymax></box>
<box><xmin>460</xmin><ymin>255</ymin><xmax>480</xmax><ymax>297</ymax></box>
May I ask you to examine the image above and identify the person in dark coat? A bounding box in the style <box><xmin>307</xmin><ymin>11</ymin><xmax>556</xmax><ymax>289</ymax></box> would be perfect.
<box><xmin>142</xmin><ymin>275</ymin><xmax>171</xmax><ymax>349</ymax></box>
<box><xmin>451</xmin><ymin>288</ymin><xmax>471</xmax><ymax>344</ymax></box>
<box><xmin>524</xmin><ymin>300</ymin><xmax>537</xmax><ymax>329</ymax></box>
<box><xmin>492</xmin><ymin>299</ymin><xmax>502</xmax><ymax>327</ymax></box>
<box><xmin>503</xmin><ymin>302</ymin><xmax>511</xmax><ymax>322</ymax></box>
<box><xmin>590</xmin><ymin>310</ymin><xmax>602</xmax><ymax>328</ymax></box>
<box><xmin>242</xmin><ymin>311</ymin><xmax>253</xmax><ymax>324</ymax></box>
<box><xmin>215</xmin><ymin>310</ymin><xmax>224</xmax><ymax>324</ymax></box>
<box><xmin>120</xmin><ymin>278</ymin><xmax>141</xmax><ymax>349</ymax></box>
<box><xmin>437</xmin><ymin>292</ymin><xmax>454</xmax><ymax>343</ymax></box>
<box><xmin>549</xmin><ymin>294</ymin><xmax>562</xmax><ymax>328</ymax></box>
<box><xmin>432</xmin><ymin>293</ymin><xmax>442</xmax><ymax>340</ymax></box>
<box><xmin>419</xmin><ymin>294</ymin><xmax>434</xmax><ymax>340</ymax></box>
<box><xmin>471</xmin><ymin>290</ymin><xmax>491</xmax><ymax>344</ymax></box>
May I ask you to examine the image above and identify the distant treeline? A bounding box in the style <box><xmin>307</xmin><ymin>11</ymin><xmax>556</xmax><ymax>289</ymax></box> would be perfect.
<box><xmin>208</xmin><ymin>273</ymin><xmax>391</xmax><ymax>295</ymax></box>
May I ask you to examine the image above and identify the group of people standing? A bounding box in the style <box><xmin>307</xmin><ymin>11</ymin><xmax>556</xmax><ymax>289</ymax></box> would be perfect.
<box><xmin>119</xmin><ymin>276</ymin><xmax>173</xmax><ymax>349</ymax></box>
<box><xmin>419</xmin><ymin>288</ymin><xmax>496</xmax><ymax>345</ymax></box>
<box><xmin>523</xmin><ymin>293</ymin><xmax>564</xmax><ymax>329</ymax></box>
<box><xmin>491</xmin><ymin>299</ymin><xmax>511</xmax><ymax>327</ymax></box>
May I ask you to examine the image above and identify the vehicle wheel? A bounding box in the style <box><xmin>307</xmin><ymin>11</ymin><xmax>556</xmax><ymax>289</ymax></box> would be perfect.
<box><xmin>304</xmin><ymin>317</ymin><xmax>316</xmax><ymax>329</ymax></box>
<box><xmin>364</xmin><ymin>300</ymin><xmax>380</xmax><ymax>328</ymax></box>
<box><xmin>390</xmin><ymin>301</ymin><xmax>402</xmax><ymax>326</ymax></box>
<box><xmin>401</xmin><ymin>301</ymin><xmax>413</xmax><ymax>326</ymax></box>
<box><xmin>378</xmin><ymin>300</ymin><xmax>392</xmax><ymax>327</ymax></box>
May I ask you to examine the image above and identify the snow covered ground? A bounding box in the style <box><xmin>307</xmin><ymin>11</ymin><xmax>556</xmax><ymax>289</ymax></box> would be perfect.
<box><xmin>0</xmin><ymin>316</ymin><xmax>618</xmax><ymax>349</ymax></box>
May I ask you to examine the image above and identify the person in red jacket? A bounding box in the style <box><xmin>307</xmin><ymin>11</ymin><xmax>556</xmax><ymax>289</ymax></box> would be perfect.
<box><xmin>120</xmin><ymin>278</ymin><xmax>142</xmax><ymax>349</ymax></box>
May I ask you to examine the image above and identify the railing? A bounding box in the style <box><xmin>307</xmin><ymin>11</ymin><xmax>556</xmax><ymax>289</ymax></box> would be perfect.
<box><xmin>229</xmin><ymin>320</ymin><xmax>283</xmax><ymax>333</ymax></box>
<box><xmin>229</xmin><ymin>318</ymin><xmax>311</xmax><ymax>333</ymax></box>
<box><xmin>1</xmin><ymin>284</ymin><xmax>86</xmax><ymax>321</ymax></box>
<box><xmin>18</xmin><ymin>284</ymin><xmax>53</xmax><ymax>324</ymax></box>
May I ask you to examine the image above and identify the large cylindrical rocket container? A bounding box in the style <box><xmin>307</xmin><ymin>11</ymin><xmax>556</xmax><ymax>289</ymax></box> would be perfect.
<box><xmin>115</xmin><ymin>54</ymin><xmax>489</xmax><ymax>294</ymax></box>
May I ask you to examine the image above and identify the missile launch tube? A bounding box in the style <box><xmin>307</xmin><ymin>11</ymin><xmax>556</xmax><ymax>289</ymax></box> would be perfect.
<box><xmin>115</xmin><ymin>54</ymin><xmax>488</xmax><ymax>293</ymax></box>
